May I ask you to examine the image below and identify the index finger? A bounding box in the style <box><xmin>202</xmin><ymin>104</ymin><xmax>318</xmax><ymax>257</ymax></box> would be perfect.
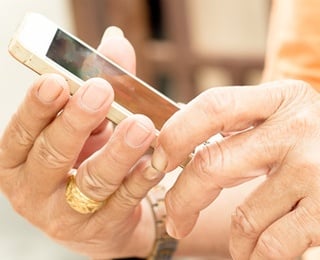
<box><xmin>152</xmin><ymin>80</ymin><xmax>306</xmax><ymax>172</ymax></box>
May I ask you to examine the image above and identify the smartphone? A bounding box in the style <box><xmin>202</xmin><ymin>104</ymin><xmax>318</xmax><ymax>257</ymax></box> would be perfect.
<box><xmin>8</xmin><ymin>12</ymin><xmax>180</xmax><ymax>131</ymax></box>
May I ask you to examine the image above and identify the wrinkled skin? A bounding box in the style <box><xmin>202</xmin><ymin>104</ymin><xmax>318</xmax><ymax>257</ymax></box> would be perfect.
<box><xmin>0</xmin><ymin>27</ymin><xmax>163</xmax><ymax>259</ymax></box>
<box><xmin>153</xmin><ymin>80</ymin><xmax>320</xmax><ymax>259</ymax></box>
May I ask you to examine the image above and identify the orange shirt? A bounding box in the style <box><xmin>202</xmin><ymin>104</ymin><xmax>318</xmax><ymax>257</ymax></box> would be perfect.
<box><xmin>263</xmin><ymin>0</ymin><xmax>320</xmax><ymax>92</ymax></box>
<box><xmin>264</xmin><ymin>2</ymin><xmax>320</xmax><ymax>258</ymax></box>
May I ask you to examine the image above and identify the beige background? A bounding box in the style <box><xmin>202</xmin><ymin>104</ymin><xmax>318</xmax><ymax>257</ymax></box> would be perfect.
<box><xmin>0</xmin><ymin>0</ymin><xmax>267</xmax><ymax>259</ymax></box>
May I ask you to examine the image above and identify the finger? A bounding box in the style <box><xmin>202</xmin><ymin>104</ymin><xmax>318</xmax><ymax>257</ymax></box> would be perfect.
<box><xmin>250</xmin><ymin>196</ymin><xmax>320</xmax><ymax>259</ymax></box>
<box><xmin>75</xmin><ymin>114</ymin><xmax>156</xmax><ymax>202</ymax></box>
<box><xmin>229</xmin><ymin>164</ymin><xmax>314</xmax><ymax>260</ymax></box>
<box><xmin>164</xmin><ymin>117</ymin><xmax>292</xmax><ymax>239</ymax></box>
<box><xmin>98</xmin><ymin>155</ymin><xmax>164</xmax><ymax>220</ymax></box>
<box><xmin>164</xmin><ymin>111</ymin><xmax>319</xmax><ymax>240</ymax></box>
<box><xmin>162</xmin><ymin>79</ymin><xmax>318</xmax><ymax>239</ymax></box>
<box><xmin>74</xmin><ymin>27</ymin><xmax>136</xmax><ymax>167</ymax></box>
<box><xmin>98</xmin><ymin>26</ymin><xmax>136</xmax><ymax>74</ymax></box>
<box><xmin>164</xmin><ymin>149</ymin><xmax>223</xmax><ymax>239</ymax></box>
<box><xmin>0</xmin><ymin>74</ymin><xmax>69</xmax><ymax>169</ymax></box>
<box><xmin>75</xmin><ymin>119</ymin><xmax>114</xmax><ymax>168</ymax></box>
<box><xmin>152</xmin><ymin>80</ymin><xmax>312</xmax><ymax>172</ymax></box>
<box><xmin>23</xmin><ymin>78</ymin><xmax>114</xmax><ymax>195</ymax></box>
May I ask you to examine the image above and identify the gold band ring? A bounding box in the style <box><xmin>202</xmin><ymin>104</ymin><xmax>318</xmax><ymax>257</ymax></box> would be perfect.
<box><xmin>65</xmin><ymin>175</ymin><xmax>104</xmax><ymax>214</ymax></box>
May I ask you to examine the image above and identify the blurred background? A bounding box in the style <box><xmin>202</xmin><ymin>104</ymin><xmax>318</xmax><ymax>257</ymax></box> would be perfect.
<box><xmin>0</xmin><ymin>0</ymin><xmax>269</xmax><ymax>259</ymax></box>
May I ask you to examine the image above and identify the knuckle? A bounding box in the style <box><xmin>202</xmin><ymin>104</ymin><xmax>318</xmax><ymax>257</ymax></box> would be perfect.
<box><xmin>196</xmin><ymin>89</ymin><xmax>233</xmax><ymax>130</ymax></box>
<box><xmin>255</xmin><ymin>233</ymin><xmax>288</xmax><ymax>259</ymax></box>
<box><xmin>232</xmin><ymin>206</ymin><xmax>261</xmax><ymax>239</ymax></box>
<box><xmin>287</xmin><ymin>110</ymin><xmax>316</xmax><ymax>136</ymax></box>
<box><xmin>80</xmin><ymin>164</ymin><xmax>117</xmax><ymax>201</ymax></box>
<box><xmin>113</xmin><ymin>182</ymin><xmax>141</xmax><ymax>209</ymax></box>
<box><xmin>9</xmin><ymin>113</ymin><xmax>34</xmax><ymax>148</ymax></box>
<box><xmin>284</xmin><ymin>79</ymin><xmax>312</xmax><ymax>95</ymax></box>
<box><xmin>35</xmin><ymin>133</ymin><xmax>72</xmax><ymax>169</ymax></box>
<box><xmin>278</xmin><ymin>80</ymin><xmax>320</xmax><ymax>134</ymax></box>
<box><xmin>192</xmin><ymin>141</ymin><xmax>229</xmax><ymax>188</ymax></box>
<box><xmin>192</xmin><ymin>144</ymin><xmax>214</xmax><ymax>179</ymax></box>
<box><xmin>192</xmin><ymin>145</ymin><xmax>217</xmax><ymax>188</ymax></box>
<box><xmin>276</xmin><ymin>79</ymin><xmax>312</xmax><ymax>100</ymax></box>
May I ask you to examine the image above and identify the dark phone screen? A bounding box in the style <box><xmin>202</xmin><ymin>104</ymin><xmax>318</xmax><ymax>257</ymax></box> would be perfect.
<box><xmin>46</xmin><ymin>29</ymin><xmax>179</xmax><ymax>130</ymax></box>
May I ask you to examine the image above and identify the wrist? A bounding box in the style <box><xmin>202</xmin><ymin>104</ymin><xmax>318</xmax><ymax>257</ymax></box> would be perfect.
<box><xmin>146</xmin><ymin>185</ymin><xmax>178</xmax><ymax>260</ymax></box>
<box><xmin>116</xmin><ymin>184</ymin><xmax>178</xmax><ymax>259</ymax></box>
<box><xmin>133</xmin><ymin>198</ymin><xmax>157</xmax><ymax>258</ymax></box>
<box><xmin>126</xmin><ymin>199</ymin><xmax>156</xmax><ymax>258</ymax></box>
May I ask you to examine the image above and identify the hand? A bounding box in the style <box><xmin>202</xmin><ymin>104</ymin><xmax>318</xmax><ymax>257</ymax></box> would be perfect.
<box><xmin>0</xmin><ymin>27</ymin><xmax>164</xmax><ymax>259</ymax></box>
<box><xmin>152</xmin><ymin>80</ymin><xmax>320</xmax><ymax>259</ymax></box>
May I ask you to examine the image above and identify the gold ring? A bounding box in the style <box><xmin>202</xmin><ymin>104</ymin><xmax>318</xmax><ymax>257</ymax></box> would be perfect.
<box><xmin>65</xmin><ymin>175</ymin><xmax>104</xmax><ymax>214</ymax></box>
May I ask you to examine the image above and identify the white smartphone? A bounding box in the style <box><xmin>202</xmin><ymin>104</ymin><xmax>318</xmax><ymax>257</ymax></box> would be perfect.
<box><xmin>8</xmin><ymin>12</ymin><xmax>180</xmax><ymax>131</ymax></box>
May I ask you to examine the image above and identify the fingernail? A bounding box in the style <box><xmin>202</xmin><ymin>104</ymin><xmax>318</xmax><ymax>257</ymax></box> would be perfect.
<box><xmin>38</xmin><ymin>77</ymin><xmax>65</xmax><ymax>102</ymax></box>
<box><xmin>152</xmin><ymin>146</ymin><xmax>168</xmax><ymax>172</ymax></box>
<box><xmin>81</xmin><ymin>84</ymin><xmax>108</xmax><ymax>110</ymax></box>
<box><xmin>166</xmin><ymin>216</ymin><xmax>177</xmax><ymax>238</ymax></box>
<box><xmin>125</xmin><ymin>120</ymin><xmax>152</xmax><ymax>147</ymax></box>
<box><xmin>143</xmin><ymin>166</ymin><xmax>164</xmax><ymax>181</ymax></box>
<box><xmin>103</xmin><ymin>26</ymin><xmax>124</xmax><ymax>40</ymax></box>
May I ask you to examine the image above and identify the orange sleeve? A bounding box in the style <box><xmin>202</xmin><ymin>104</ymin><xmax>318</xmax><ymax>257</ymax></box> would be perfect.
<box><xmin>262</xmin><ymin>0</ymin><xmax>320</xmax><ymax>91</ymax></box>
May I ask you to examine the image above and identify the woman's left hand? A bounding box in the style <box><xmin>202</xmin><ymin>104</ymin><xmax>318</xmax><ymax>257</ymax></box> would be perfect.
<box><xmin>0</xmin><ymin>27</ymin><xmax>163</xmax><ymax>259</ymax></box>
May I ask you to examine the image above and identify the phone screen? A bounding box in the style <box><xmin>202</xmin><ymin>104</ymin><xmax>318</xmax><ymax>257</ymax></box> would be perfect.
<box><xmin>46</xmin><ymin>29</ymin><xmax>179</xmax><ymax>130</ymax></box>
